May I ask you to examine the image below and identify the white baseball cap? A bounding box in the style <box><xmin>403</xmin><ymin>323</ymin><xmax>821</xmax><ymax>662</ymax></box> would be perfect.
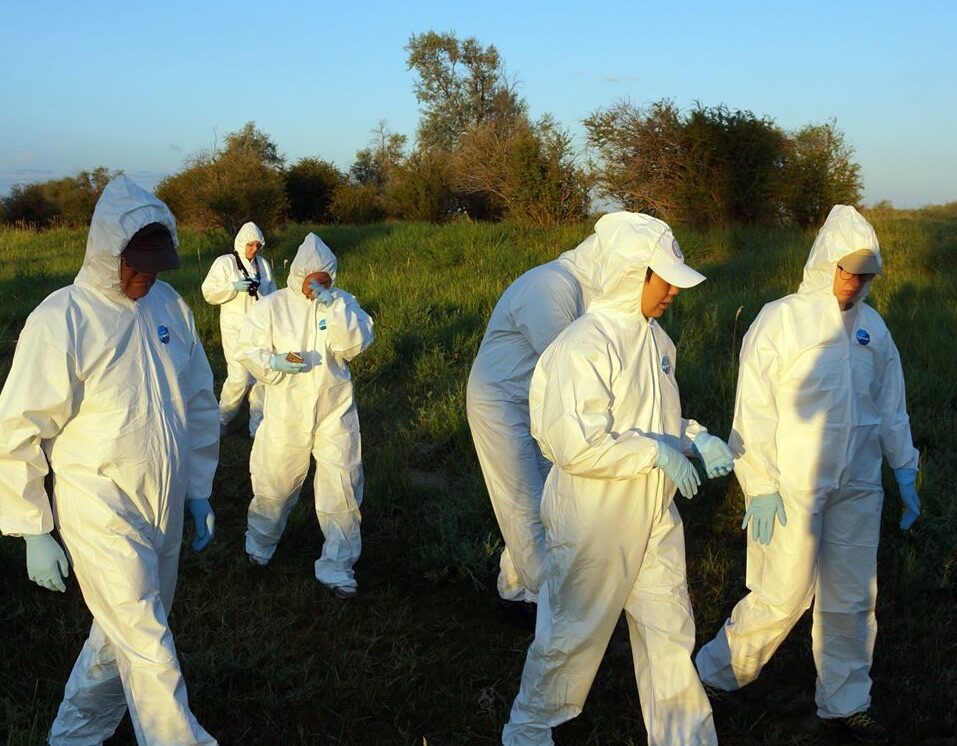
<box><xmin>648</xmin><ymin>229</ymin><xmax>706</xmax><ymax>288</ymax></box>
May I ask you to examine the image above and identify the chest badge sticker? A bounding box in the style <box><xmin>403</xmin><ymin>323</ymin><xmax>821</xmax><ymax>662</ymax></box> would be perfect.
<box><xmin>661</xmin><ymin>355</ymin><xmax>671</xmax><ymax>374</ymax></box>
<box><xmin>157</xmin><ymin>324</ymin><xmax>170</xmax><ymax>344</ymax></box>
<box><xmin>855</xmin><ymin>328</ymin><xmax>870</xmax><ymax>346</ymax></box>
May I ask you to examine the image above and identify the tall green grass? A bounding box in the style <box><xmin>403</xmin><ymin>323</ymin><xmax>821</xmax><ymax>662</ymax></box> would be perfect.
<box><xmin>0</xmin><ymin>213</ymin><xmax>954</xmax><ymax>744</ymax></box>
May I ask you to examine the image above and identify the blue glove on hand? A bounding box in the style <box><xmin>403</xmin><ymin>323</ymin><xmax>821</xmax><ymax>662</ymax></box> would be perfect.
<box><xmin>24</xmin><ymin>533</ymin><xmax>69</xmax><ymax>592</ymax></box>
<box><xmin>188</xmin><ymin>499</ymin><xmax>215</xmax><ymax>552</ymax></box>
<box><xmin>894</xmin><ymin>467</ymin><xmax>920</xmax><ymax>530</ymax></box>
<box><xmin>233</xmin><ymin>278</ymin><xmax>253</xmax><ymax>292</ymax></box>
<box><xmin>656</xmin><ymin>443</ymin><xmax>701</xmax><ymax>499</ymax></box>
<box><xmin>742</xmin><ymin>493</ymin><xmax>787</xmax><ymax>545</ymax></box>
<box><xmin>692</xmin><ymin>433</ymin><xmax>735</xmax><ymax>478</ymax></box>
<box><xmin>269</xmin><ymin>353</ymin><xmax>307</xmax><ymax>374</ymax></box>
<box><xmin>308</xmin><ymin>279</ymin><xmax>333</xmax><ymax>306</ymax></box>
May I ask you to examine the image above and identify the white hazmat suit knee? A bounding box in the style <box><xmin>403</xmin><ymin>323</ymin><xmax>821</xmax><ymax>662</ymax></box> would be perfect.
<box><xmin>466</xmin><ymin>236</ymin><xmax>604</xmax><ymax>602</ymax></box>
<box><xmin>237</xmin><ymin>233</ymin><xmax>373</xmax><ymax>589</ymax></box>
<box><xmin>504</xmin><ymin>213</ymin><xmax>717</xmax><ymax>746</ymax></box>
<box><xmin>0</xmin><ymin>175</ymin><xmax>220</xmax><ymax>745</ymax></box>
<box><xmin>695</xmin><ymin>205</ymin><xmax>920</xmax><ymax>719</ymax></box>
<box><xmin>201</xmin><ymin>222</ymin><xmax>276</xmax><ymax>435</ymax></box>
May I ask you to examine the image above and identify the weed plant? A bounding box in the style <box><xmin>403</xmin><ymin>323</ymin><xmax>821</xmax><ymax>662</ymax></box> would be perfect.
<box><xmin>0</xmin><ymin>213</ymin><xmax>954</xmax><ymax>744</ymax></box>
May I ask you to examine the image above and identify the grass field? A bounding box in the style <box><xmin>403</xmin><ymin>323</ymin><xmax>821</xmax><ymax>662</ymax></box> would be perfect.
<box><xmin>1</xmin><ymin>212</ymin><xmax>955</xmax><ymax>745</ymax></box>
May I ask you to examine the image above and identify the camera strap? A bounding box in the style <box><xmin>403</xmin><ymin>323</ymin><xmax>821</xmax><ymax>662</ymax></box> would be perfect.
<box><xmin>231</xmin><ymin>250</ymin><xmax>260</xmax><ymax>300</ymax></box>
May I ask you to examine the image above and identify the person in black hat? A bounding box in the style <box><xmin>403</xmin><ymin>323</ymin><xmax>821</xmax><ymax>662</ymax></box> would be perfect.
<box><xmin>0</xmin><ymin>175</ymin><xmax>220</xmax><ymax>744</ymax></box>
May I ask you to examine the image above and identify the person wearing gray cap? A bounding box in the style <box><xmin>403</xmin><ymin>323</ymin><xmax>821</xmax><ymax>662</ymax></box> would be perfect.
<box><xmin>695</xmin><ymin>205</ymin><xmax>922</xmax><ymax>743</ymax></box>
<box><xmin>0</xmin><ymin>175</ymin><xmax>219</xmax><ymax>744</ymax></box>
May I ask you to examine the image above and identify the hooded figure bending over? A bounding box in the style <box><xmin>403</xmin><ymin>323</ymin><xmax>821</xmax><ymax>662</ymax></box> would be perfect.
<box><xmin>0</xmin><ymin>175</ymin><xmax>219</xmax><ymax>745</ymax></box>
<box><xmin>237</xmin><ymin>233</ymin><xmax>373</xmax><ymax>599</ymax></box>
<box><xmin>695</xmin><ymin>205</ymin><xmax>922</xmax><ymax>743</ymax></box>
<box><xmin>466</xmin><ymin>231</ymin><xmax>605</xmax><ymax>608</ymax></box>
<box><xmin>503</xmin><ymin>212</ymin><xmax>732</xmax><ymax>746</ymax></box>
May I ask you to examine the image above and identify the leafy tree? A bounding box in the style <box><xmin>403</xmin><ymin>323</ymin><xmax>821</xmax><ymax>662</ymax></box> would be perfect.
<box><xmin>286</xmin><ymin>158</ymin><xmax>345</xmax><ymax>223</ymax></box>
<box><xmin>585</xmin><ymin>99</ymin><xmax>686</xmax><ymax>221</ymax></box>
<box><xmin>330</xmin><ymin>182</ymin><xmax>384</xmax><ymax>225</ymax></box>
<box><xmin>406</xmin><ymin>30</ymin><xmax>525</xmax><ymax>151</ymax></box>
<box><xmin>350</xmin><ymin>122</ymin><xmax>407</xmax><ymax>189</ymax></box>
<box><xmin>41</xmin><ymin>167</ymin><xmax>116</xmax><ymax>226</ymax></box>
<box><xmin>1</xmin><ymin>167</ymin><xmax>117</xmax><ymax>228</ymax></box>
<box><xmin>381</xmin><ymin>149</ymin><xmax>455</xmax><ymax>222</ymax></box>
<box><xmin>586</xmin><ymin>100</ymin><xmax>854</xmax><ymax>229</ymax></box>
<box><xmin>783</xmin><ymin>121</ymin><xmax>862</xmax><ymax>228</ymax></box>
<box><xmin>157</xmin><ymin>122</ymin><xmax>287</xmax><ymax>233</ymax></box>
<box><xmin>1</xmin><ymin>183</ymin><xmax>59</xmax><ymax>227</ymax></box>
<box><xmin>453</xmin><ymin>115</ymin><xmax>591</xmax><ymax>224</ymax></box>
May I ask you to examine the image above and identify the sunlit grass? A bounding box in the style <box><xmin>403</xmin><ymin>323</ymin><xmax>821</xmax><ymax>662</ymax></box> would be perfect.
<box><xmin>1</xmin><ymin>212</ymin><xmax>954</xmax><ymax>744</ymax></box>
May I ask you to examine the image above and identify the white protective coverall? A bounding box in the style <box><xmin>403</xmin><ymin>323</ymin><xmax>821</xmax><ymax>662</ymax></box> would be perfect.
<box><xmin>695</xmin><ymin>205</ymin><xmax>920</xmax><ymax>719</ymax></box>
<box><xmin>201</xmin><ymin>222</ymin><xmax>276</xmax><ymax>435</ymax></box>
<box><xmin>466</xmin><ymin>236</ymin><xmax>603</xmax><ymax>602</ymax></box>
<box><xmin>236</xmin><ymin>233</ymin><xmax>373</xmax><ymax>590</ymax></box>
<box><xmin>0</xmin><ymin>175</ymin><xmax>219</xmax><ymax>745</ymax></box>
<box><xmin>504</xmin><ymin>214</ymin><xmax>717</xmax><ymax>746</ymax></box>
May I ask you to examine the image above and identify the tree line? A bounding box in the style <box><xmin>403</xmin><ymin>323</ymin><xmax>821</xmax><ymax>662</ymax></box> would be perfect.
<box><xmin>3</xmin><ymin>31</ymin><xmax>862</xmax><ymax>232</ymax></box>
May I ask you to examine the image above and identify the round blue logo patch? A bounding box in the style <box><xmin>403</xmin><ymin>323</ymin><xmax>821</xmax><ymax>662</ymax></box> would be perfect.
<box><xmin>855</xmin><ymin>328</ymin><xmax>870</xmax><ymax>346</ymax></box>
<box><xmin>671</xmin><ymin>238</ymin><xmax>683</xmax><ymax>259</ymax></box>
<box><xmin>157</xmin><ymin>325</ymin><xmax>170</xmax><ymax>344</ymax></box>
<box><xmin>661</xmin><ymin>355</ymin><xmax>671</xmax><ymax>374</ymax></box>
<box><xmin>318</xmin><ymin>318</ymin><xmax>327</xmax><ymax>331</ymax></box>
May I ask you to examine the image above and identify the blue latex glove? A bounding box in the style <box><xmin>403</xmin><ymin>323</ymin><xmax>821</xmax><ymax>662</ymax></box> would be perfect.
<box><xmin>655</xmin><ymin>443</ymin><xmax>701</xmax><ymax>499</ymax></box>
<box><xmin>24</xmin><ymin>533</ymin><xmax>69</xmax><ymax>592</ymax></box>
<box><xmin>268</xmin><ymin>353</ymin><xmax>307</xmax><ymax>374</ymax></box>
<box><xmin>188</xmin><ymin>499</ymin><xmax>215</xmax><ymax>552</ymax></box>
<box><xmin>692</xmin><ymin>433</ymin><xmax>735</xmax><ymax>478</ymax></box>
<box><xmin>894</xmin><ymin>467</ymin><xmax>920</xmax><ymax>530</ymax></box>
<box><xmin>742</xmin><ymin>493</ymin><xmax>787</xmax><ymax>544</ymax></box>
<box><xmin>309</xmin><ymin>279</ymin><xmax>333</xmax><ymax>306</ymax></box>
<box><xmin>233</xmin><ymin>278</ymin><xmax>253</xmax><ymax>292</ymax></box>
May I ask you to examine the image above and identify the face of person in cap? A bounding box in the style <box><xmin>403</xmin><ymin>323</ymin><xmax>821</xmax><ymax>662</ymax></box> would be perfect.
<box><xmin>832</xmin><ymin>249</ymin><xmax>880</xmax><ymax>310</ymax></box>
<box><xmin>245</xmin><ymin>240</ymin><xmax>262</xmax><ymax>261</ymax></box>
<box><xmin>641</xmin><ymin>269</ymin><xmax>680</xmax><ymax>319</ymax></box>
<box><xmin>120</xmin><ymin>260</ymin><xmax>158</xmax><ymax>299</ymax></box>
<box><xmin>118</xmin><ymin>222</ymin><xmax>180</xmax><ymax>300</ymax></box>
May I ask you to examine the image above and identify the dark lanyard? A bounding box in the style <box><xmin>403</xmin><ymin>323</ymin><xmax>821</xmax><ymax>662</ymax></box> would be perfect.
<box><xmin>231</xmin><ymin>251</ymin><xmax>260</xmax><ymax>300</ymax></box>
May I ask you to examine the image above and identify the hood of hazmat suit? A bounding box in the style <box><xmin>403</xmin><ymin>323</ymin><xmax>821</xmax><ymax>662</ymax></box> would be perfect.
<box><xmin>505</xmin><ymin>212</ymin><xmax>716</xmax><ymax>746</ymax></box>
<box><xmin>0</xmin><ymin>174</ymin><xmax>219</xmax><ymax>744</ymax></box>
<box><xmin>236</xmin><ymin>232</ymin><xmax>372</xmax><ymax>397</ymax></box>
<box><xmin>730</xmin><ymin>204</ymin><xmax>918</xmax><ymax>499</ymax></box>
<box><xmin>201</xmin><ymin>222</ymin><xmax>276</xmax><ymax>332</ymax></box>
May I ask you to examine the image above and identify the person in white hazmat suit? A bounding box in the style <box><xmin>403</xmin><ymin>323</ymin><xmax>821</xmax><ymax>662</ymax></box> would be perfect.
<box><xmin>0</xmin><ymin>175</ymin><xmax>219</xmax><ymax>745</ymax></box>
<box><xmin>466</xmin><ymin>233</ymin><xmax>605</xmax><ymax>608</ymax></box>
<box><xmin>503</xmin><ymin>212</ymin><xmax>734</xmax><ymax>746</ymax></box>
<box><xmin>201</xmin><ymin>222</ymin><xmax>276</xmax><ymax>437</ymax></box>
<box><xmin>236</xmin><ymin>232</ymin><xmax>373</xmax><ymax>598</ymax></box>
<box><xmin>695</xmin><ymin>205</ymin><xmax>922</xmax><ymax>743</ymax></box>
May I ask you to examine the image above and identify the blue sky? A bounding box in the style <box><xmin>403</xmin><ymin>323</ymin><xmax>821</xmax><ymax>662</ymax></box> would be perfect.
<box><xmin>3</xmin><ymin>0</ymin><xmax>954</xmax><ymax>208</ymax></box>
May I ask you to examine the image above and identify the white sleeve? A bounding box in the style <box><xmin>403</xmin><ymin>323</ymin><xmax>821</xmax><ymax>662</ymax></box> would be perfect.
<box><xmin>877</xmin><ymin>336</ymin><xmax>920</xmax><ymax>471</ymax></box>
<box><xmin>235</xmin><ymin>300</ymin><xmax>284</xmax><ymax>385</ymax></box>
<box><xmin>325</xmin><ymin>292</ymin><xmax>374</xmax><ymax>363</ymax></box>
<box><xmin>258</xmin><ymin>257</ymin><xmax>278</xmax><ymax>297</ymax></box>
<box><xmin>0</xmin><ymin>311</ymin><xmax>75</xmax><ymax>536</ymax></box>
<box><xmin>530</xmin><ymin>333</ymin><xmax>660</xmax><ymax>481</ymax></box>
<box><xmin>201</xmin><ymin>255</ymin><xmax>240</xmax><ymax>305</ymax></box>
<box><xmin>729</xmin><ymin>308</ymin><xmax>782</xmax><ymax>497</ymax></box>
<box><xmin>181</xmin><ymin>310</ymin><xmax>220</xmax><ymax>501</ymax></box>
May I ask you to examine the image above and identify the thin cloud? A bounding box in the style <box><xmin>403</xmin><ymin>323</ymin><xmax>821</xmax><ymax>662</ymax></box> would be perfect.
<box><xmin>601</xmin><ymin>74</ymin><xmax>642</xmax><ymax>83</ymax></box>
